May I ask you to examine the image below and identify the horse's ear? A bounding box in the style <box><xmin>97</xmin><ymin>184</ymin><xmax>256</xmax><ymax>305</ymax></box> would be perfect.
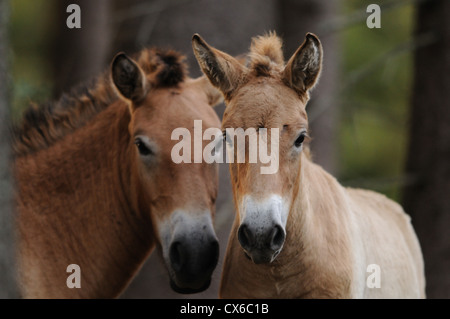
<box><xmin>283</xmin><ymin>33</ymin><xmax>323</xmax><ymax>95</ymax></box>
<box><xmin>192</xmin><ymin>34</ymin><xmax>246</xmax><ymax>98</ymax></box>
<box><xmin>111</xmin><ymin>53</ymin><xmax>149</xmax><ymax>107</ymax></box>
<box><xmin>191</xmin><ymin>76</ymin><xmax>224</xmax><ymax>107</ymax></box>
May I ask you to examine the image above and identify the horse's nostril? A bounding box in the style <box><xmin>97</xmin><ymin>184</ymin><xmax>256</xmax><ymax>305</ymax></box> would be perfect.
<box><xmin>238</xmin><ymin>224</ymin><xmax>254</xmax><ymax>249</ymax></box>
<box><xmin>169</xmin><ymin>241</ymin><xmax>185</xmax><ymax>272</ymax></box>
<box><xmin>270</xmin><ymin>225</ymin><xmax>285</xmax><ymax>251</ymax></box>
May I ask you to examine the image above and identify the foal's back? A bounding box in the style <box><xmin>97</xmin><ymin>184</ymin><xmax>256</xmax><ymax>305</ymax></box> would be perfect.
<box><xmin>346</xmin><ymin>188</ymin><xmax>425</xmax><ymax>298</ymax></box>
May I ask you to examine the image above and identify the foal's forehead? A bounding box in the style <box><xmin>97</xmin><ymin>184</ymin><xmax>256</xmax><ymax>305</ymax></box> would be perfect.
<box><xmin>223</xmin><ymin>78</ymin><xmax>308</xmax><ymax>129</ymax></box>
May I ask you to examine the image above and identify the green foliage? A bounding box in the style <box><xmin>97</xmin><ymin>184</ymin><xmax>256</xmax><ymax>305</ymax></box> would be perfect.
<box><xmin>10</xmin><ymin>0</ymin><xmax>54</xmax><ymax>120</ymax></box>
<box><xmin>338</xmin><ymin>0</ymin><xmax>414</xmax><ymax>200</ymax></box>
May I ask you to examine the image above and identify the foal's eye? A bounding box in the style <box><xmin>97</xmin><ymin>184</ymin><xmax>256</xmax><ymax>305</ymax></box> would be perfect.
<box><xmin>294</xmin><ymin>132</ymin><xmax>307</xmax><ymax>148</ymax></box>
<box><xmin>135</xmin><ymin>138</ymin><xmax>152</xmax><ymax>156</ymax></box>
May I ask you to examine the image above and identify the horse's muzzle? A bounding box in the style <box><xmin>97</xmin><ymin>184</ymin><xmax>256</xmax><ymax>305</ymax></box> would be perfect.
<box><xmin>168</xmin><ymin>235</ymin><xmax>219</xmax><ymax>293</ymax></box>
<box><xmin>238</xmin><ymin>222</ymin><xmax>285</xmax><ymax>264</ymax></box>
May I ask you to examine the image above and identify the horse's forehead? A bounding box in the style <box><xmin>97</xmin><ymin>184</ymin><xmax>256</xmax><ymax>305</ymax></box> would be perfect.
<box><xmin>224</xmin><ymin>80</ymin><xmax>307</xmax><ymax>128</ymax></box>
<box><xmin>133</xmin><ymin>87</ymin><xmax>219</xmax><ymax>130</ymax></box>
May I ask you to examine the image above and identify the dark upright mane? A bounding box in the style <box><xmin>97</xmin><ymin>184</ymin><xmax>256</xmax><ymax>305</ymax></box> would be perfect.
<box><xmin>12</xmin><ymin>48</ymin><xmax>187</xmax><ymax>157</ymax></box>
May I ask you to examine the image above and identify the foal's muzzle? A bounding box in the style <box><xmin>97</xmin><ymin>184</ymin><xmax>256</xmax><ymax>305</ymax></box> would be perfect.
<box><xmin>238</xmin><ymin>222</ymin><xmax>286</xmax><ymax>264</ymax></box>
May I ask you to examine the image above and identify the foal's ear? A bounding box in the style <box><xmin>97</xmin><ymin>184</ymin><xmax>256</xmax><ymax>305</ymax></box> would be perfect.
<box><xmin>192</xmin><ymin>34</ymin><xmax>246</xmax><ymax>97</ymax></box>
<box><xmin>283</xmin><ymin>33</ymin><xmax>323</xmax><ymax>95</ymax></box>
<box><xmin>111</xmin><ymin>53</ymin><xmax>149</xmax><ymax>106</ymax></box>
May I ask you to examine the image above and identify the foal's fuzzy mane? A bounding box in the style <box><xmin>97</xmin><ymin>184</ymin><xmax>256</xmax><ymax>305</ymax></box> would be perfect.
<box><xmin>248</xmin><ymin>32</ymin><xmax>285</xmax><ymax>77</ymax></box>
<box><xmin>12</xmin><ymin>48</ymin><xmax>187</xmax><ymax>157</ymax></box>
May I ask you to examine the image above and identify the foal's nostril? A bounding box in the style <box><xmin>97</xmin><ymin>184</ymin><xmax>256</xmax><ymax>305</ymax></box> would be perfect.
<box><xmin>238</xmin><ymin>224</ymin><xmax>254</xmax><ymax>250</ymax></box>
<box><xmin>169</xmin><ymin>241</ymin><xmax>185</xmax><ymax>272</ymax></box>
<box><xmin>270</xmin><ymin>225</ymin><xmax>285</xmax><ymax>251</ymax></box>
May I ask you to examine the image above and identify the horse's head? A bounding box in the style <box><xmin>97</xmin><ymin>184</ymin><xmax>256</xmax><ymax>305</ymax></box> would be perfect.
<box><xmin>111</xmin><ymin>49</ymin><xmax>222</xmax><ymax>293</ymax></box>
<box><xmin>192</xmin><ymin>33</ymin><xmax>322</xmax><ymax>264</ymax></box>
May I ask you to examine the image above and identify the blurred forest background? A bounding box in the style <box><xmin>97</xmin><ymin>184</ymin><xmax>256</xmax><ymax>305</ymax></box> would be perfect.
<box><xmin>0</xmin><ymin>0</ymin><xmax>448</xmax><ymax>298</ymax></box>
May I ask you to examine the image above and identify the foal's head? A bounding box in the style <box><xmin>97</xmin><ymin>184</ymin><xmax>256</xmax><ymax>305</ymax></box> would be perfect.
<box><xmin>192</xmin><ymin>33</ymin><xmax>322</xmax><ymax>264</ymax></box>
<box><xmin>111</xmin><ymin>49</ymin><xmax>222</xmax><ymax>292</ymax></box>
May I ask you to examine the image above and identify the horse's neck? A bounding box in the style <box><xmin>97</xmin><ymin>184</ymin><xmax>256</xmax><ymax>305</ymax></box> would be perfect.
<box><xmin>16</xmin><ymin>102</ymin><xmax>154</xmax><ymax>298</ymax></box>
<box><xmin>289</xmin><ymin>155</ymin><xmax>350</xmax><ymax>250</ymax></box>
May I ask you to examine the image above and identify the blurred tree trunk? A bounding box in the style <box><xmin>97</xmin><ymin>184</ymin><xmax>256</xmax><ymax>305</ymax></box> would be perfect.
<box><xmin>278</xmin><ymin>0</ymin><xmax>340</xmax><ymax>175</ymax></box>
<box><xmin>51</xmin><ymin>0</ymin><xmax>111</xmax><ymax>96</ymax></box>
<box><xmin>0</xmin><ymin>0</ymin><xmax>19</xmax><ymax>298</ymax></box>
<box><xmin>110</xmin><ymin>0</ymin><xmax>144</xmax><ymax>56</ymax></box>
<box><xmin>402</xmin><ymin>0</ymin><xmax>450</xmax><ymax>299</ymax></box>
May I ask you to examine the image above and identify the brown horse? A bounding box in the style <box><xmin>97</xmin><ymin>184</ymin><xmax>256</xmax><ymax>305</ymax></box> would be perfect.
<box><xmin>192</xmin><ymin>32</ymin><xmax>425</xmax><ymax>298</ymax></box>
<box><xmin>13</xmin><ymin>48</ymin><xmax>223</xmax><ymax>298</ymax></box>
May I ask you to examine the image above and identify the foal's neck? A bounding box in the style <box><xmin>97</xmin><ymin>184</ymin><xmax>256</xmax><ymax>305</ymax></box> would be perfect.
<box><xmin>16</xmin><ymin>101</ymin><xmax>154</xmax><ymax>298</ymax></box>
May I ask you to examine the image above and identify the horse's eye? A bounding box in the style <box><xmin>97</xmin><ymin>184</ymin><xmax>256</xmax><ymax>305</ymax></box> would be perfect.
<box><xmin>223</xmin><ymin>131</ymin><xmax>229</xmax><ymax>144</ymax></box>
<box><xmin>223</xmin><ymin>131</ymin><xmax>233</xmax><ymax>145</ymax></box>
<box><xmin>294</xmin><ymin>133</ymin><xmax>306</xmax><ymax>148</ymax></box>
<box><xmin>135</xmin><ymin>138</ymin><xmax>152</xmax><ymax>156</ymax></box>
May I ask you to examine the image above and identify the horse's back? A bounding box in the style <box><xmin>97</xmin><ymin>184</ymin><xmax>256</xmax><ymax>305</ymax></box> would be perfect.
<box><xmin>345</xmin><ymin>188</ymin><xmax>425</xmax><ymax>298</ymax></box>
